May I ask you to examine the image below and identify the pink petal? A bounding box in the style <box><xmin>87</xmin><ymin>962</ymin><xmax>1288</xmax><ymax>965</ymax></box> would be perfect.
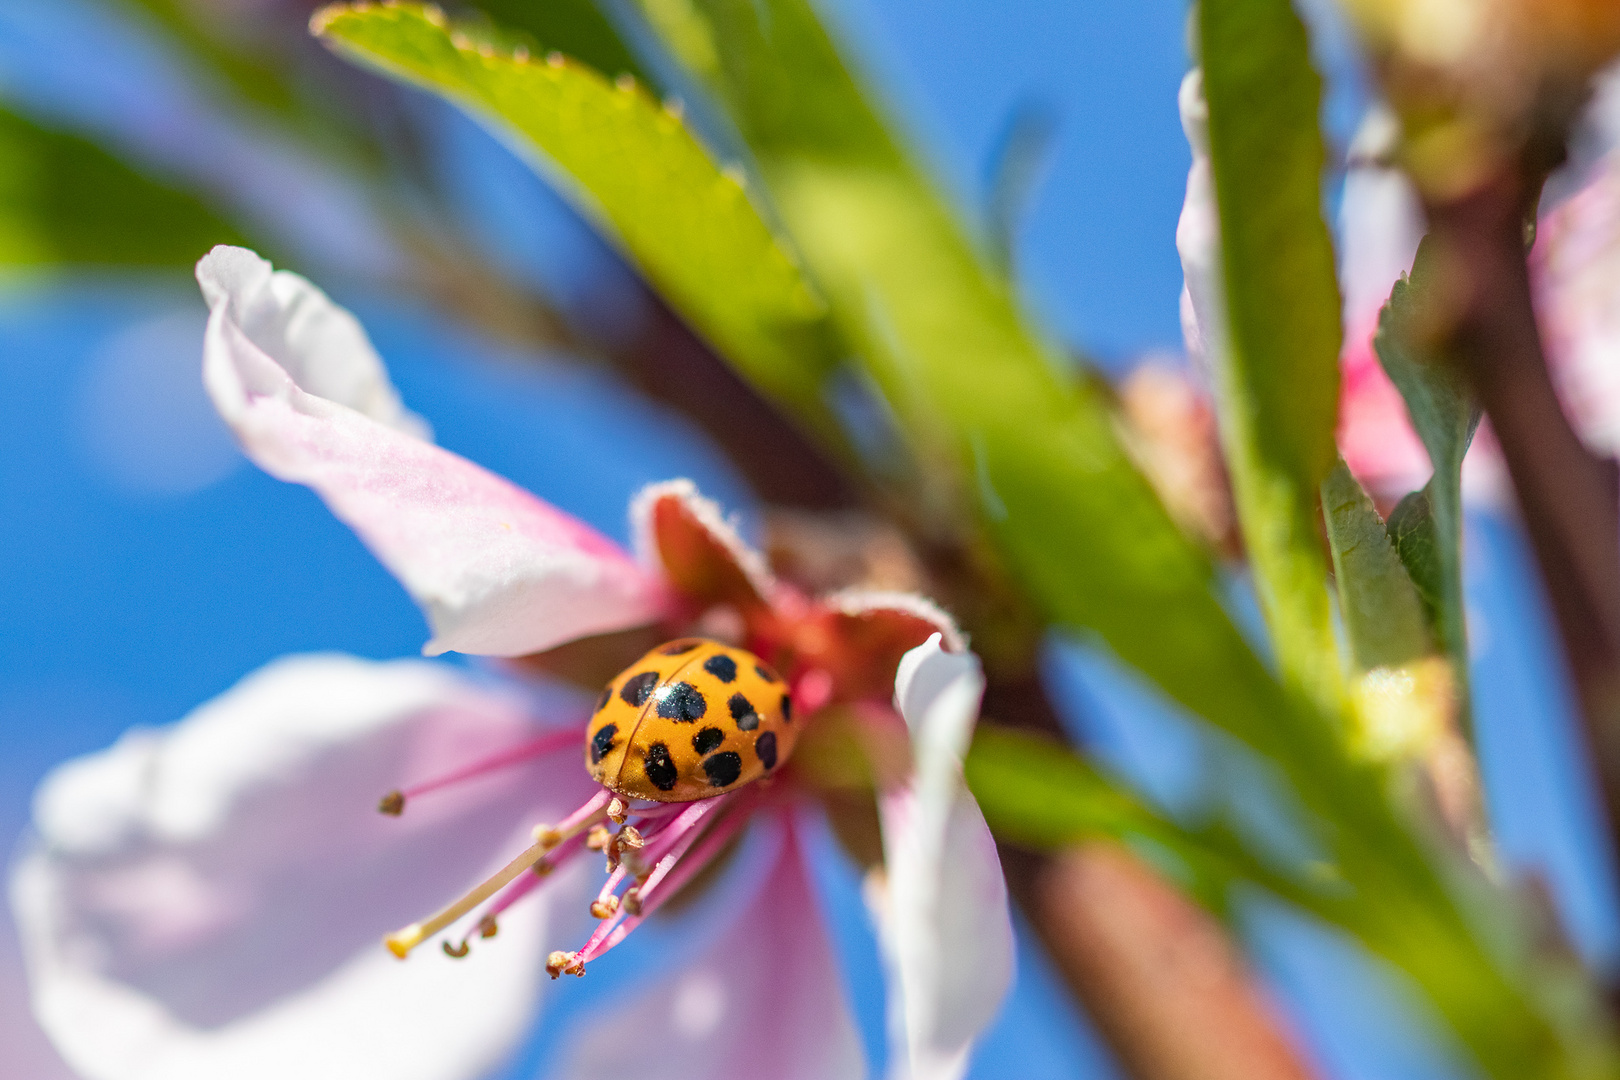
<box><xmin>1334</xmin><ymin>110</ymin><xmax>1433</xmax><ymax>499</ymax></box>
<box><xmin>879</xmin><ymin>636</ymin><xmax>1014</xmax><ymax>1080</ymax></box>
<box><xmin>11</xmin><ymin>654</ymin><xmax>599</xmax><ymax>1080</ymax></box>
<box><xmin>631</xmin><ymin>479</ymin><xmax>783</xmax><ymax>621</ymax></box>
<box><xmin>556</xmin><ymin>813</ymin><xmax>864</xmax><ymax>1080</ymax></box>
<box><xmin>1535</xmin><ymin>144</ymin><xmax>1620</xmax><ymax>460</ymax></box>
<box><xmin>196</xmin><ymin>247</ymin><xmax>666</xmax><ymax>657</ymax></box>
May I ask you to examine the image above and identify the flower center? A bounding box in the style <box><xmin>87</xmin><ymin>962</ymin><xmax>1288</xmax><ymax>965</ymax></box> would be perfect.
<box><xmin>377</xmin><ymin>733</ymin><xmax>765</xmax><ymax>974</ymax></box>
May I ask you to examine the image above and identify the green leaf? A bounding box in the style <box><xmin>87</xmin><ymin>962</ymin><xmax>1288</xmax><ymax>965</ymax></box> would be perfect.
<box><xmin>1323</xmin><ymin>459</ymin><xmax>1433</xmax><ymax>671</ymax></box>
<box><xmin>1388</xmin><ymin>486</ymin><xmax>1444</xmax><ymax>621</ymax></box>
<box><xmin>472</xmin><ymin>0</ymin><xmax>659</xmax><ymax>89</ymax></box>
<box><xmin>314</xmin><ymin>3</ymin><xmax>837</xmax><ymax>428</ymax></box>
<box><xmin>965</xmin><ymin>728</ymin><xmax>1179</xmax><ymax>851</ymax></box>
<box><xmin>1376</xmin><ymin>239</ymin><xmax>1482</xmax><ymax>718</ymax></box>
<box><xmin>0</xmin><ymin>106</ymin><xmax>249</xmax><ymax>267</ymax></box>
<box><xmin>1198</xmin><ymin>0</ymin><xmax>1344</xmax><ymax>712</ymax></box>
<box><xmin>635</xmin><ymin>1</ymin><xmax>1594</xmax><ymax>1071</ymax></box>
<box><xmin>660</xmin><ymin>0</ymin><xmax>1287</xmax><ymax>749</ymax></box>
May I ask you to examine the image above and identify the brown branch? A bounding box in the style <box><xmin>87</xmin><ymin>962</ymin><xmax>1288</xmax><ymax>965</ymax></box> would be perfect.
<box><xmin>1036</xmin><ymin>844</ymin><xmax>1320</xmax><ymax>1080</ymax></box>
<box><xmin>1423</xmin><ymin>169</ymin><xmax>1620</xmax><ymax>863</ymax></box>
<box><xmin>983</xmin><ymin>675</ymin><xmax>1323</xmax><ymax>1080</ymax></box>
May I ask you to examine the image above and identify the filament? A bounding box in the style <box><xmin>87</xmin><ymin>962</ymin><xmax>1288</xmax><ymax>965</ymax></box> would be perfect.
<box><xmin>378</xmin><ymin>729</ymin><xmax>580</xmax><ymax>815</ymax></box>
<box><xmin>386</xmin><ymin>791</ymin><xmax>611</xmax><ymax>959</ymax></box>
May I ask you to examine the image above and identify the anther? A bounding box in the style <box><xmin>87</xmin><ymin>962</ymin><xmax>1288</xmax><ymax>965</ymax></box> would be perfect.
<box><xmin>607</xmin><ymin>797</ymin><xmax>628</xmax><ymax>824</ymax></box>
<box><xmin>546</xmin><ymin>951</ymin><xmax>584</xmax><ymax>979</ymax></box>
<box><xmin>533</xmin><ymin>860</ymin><xmax>554</xmax><ymax>878</ymax></box>
<box><xmin>443</xmin><ymin>940</ymin><xmax>470</xmax><ymax>958</ymax></box>
<box><xmin>590</xmin><ymin>896</ymin><xmax>619</xmax><ymax>919</ymax></box>
<box><xmin>586</xmin><ymin>824</ymin><xmax>612</xmax><ymax>851</ymax></box>
<box><xmin>478</xmin><ymin>915</ymin><xmax>499</xmax><ymax>939</ymax></box>
<box><xmin>622</xmin><ymin>887</ymin><xmax>643</xmax><ymax>916</ymax></box>
<box><xmin>616</xmin><ymin>825</ymin><xmax>646</xmax><ymax>850</ymax></box>
<box><xmin>378</xmin><ymin>790</ymin><xmax>405</xmax><ymax>816</ymax></box>
<box><xmin>533</xmin><ymin>824</ymin><xmax>564</xmax><ymax>849</ymax></box>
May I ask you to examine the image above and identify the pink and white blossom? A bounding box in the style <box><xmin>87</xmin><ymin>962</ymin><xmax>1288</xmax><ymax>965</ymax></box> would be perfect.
<box><xmin>1177</xmin><ymin>69</ymin><xmax>1620</xmax><ymax>508</ymax></box>
<box><xmin>11</xmin><ymin>246</ymin><xmax>1014</xmax><ymax>1080</ymax></box>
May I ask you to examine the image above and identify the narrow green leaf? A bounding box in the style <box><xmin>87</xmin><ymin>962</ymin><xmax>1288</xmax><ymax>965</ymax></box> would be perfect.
<box><xmin>664</xmin><ymin>0</ymin><xmax>1293</xmax><ymax>753</ymax></box>
<box><xmin>314</xmin><ymin>3</ymin><xmax>836</xmax><ymax>426</ymax></box>
<box><xmin>636</xmin><ymin>1</ymin><xmax>1587</xmax><ymax>1071</ymax></box>
<box><xmin>1376</xmin><ymin>240</ymin><xmax>1482</xmax><ymax>718</ymax></box>
<box><xmin>1323</xmin><ymin>459</ymin><xmax>1433</xmax><ymax>671</ymax></box>
<box><xmin>0</xmin><ymin>106</ymin><xmax>249</xmax><ymax>267</ymax></box>
<box><xmin>1198</xmin><ymin>0</ymin><xmax>1344</xmax><ymax>712</ymax></box>
<box><xmin>965</xmin><ymin>728</ymin><xmax>1178</xmax><ymax>851</ymax></box>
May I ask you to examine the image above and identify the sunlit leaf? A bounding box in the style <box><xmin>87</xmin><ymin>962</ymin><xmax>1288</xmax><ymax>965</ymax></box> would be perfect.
<box><xmin>1323</xmin><ymin>459</ymin><xmax>1433</xmax><ymax>671</ymax></box>
<box><xmin>0</xmin><ymin>107</ymin><xmax>248</xmax><ymax>267</ymax></box>
<box><xmin>631</xmin><ymin>0</ymin><xmax>1585</xmax><ymax>1071</ymax></box>
<box><xmin>1376</xmin><ymin>239</ymin><xmax>1482</xmax><ymax>714</ymax></box>
<box><xmin>657</xmin><ymin>0</ymin><xmax>1294</xmax><ymax>749</ymax></box>
<box><xmin>476</xmin><ymin>0</ymin><xmax>656</xmax><ymax>88</ymax></box>
<box><xmin>314</xmin><ymin>3</ymin><xmax>838</xmax><ymax>427</ymax></box>
<box><xmin>1198</xmin><ymin>0</ymin><xmax>1344</xmax><ymax>711</ymax></box>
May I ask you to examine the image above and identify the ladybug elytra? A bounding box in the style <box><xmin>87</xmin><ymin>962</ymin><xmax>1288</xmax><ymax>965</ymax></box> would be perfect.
<box><xmin>585</xmin><ymin>638</ymin><xmax>795</xmax><ymax>802</ymax></box>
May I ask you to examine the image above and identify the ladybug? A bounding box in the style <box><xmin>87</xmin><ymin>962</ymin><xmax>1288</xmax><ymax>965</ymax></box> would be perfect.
<box><xmin>586</xmin><ymin>638</ymin><xmax>796</xmax><ymax>802</ymax></box>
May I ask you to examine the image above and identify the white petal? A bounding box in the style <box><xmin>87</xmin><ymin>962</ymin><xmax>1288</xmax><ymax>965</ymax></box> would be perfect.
<box><xmin>196</xmin><ymin>247</ymin><xmax>666</xmax><ymax>657</ymax></box>
<box><xmin>195</xmin><ymin>245</ymin><xmax>426</xmax><ymax>437</ymax></box>
<box><xmin>879</xmin><ymin>636</ymin><xmax>1014</xmax><ymax>1080</ymax></box>
<box><xmin>11</xmin><ymin>654</ymin><xmax>599</xmax><ymax>1080</ymax></box>
<box><xmin>1176</xmin><ymin>69</ymin><xmax>1227</xmax><ymax>389</ymax></box>
<box><xmin>556</xmin><ymin>815</ymin><xmax>865</xmax><ymax>1080</ymax></box>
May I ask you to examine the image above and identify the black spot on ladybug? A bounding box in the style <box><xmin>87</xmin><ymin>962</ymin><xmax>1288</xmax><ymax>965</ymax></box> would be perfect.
<box><xmin>659</xmin><ymin>639</ymin><xmax>703</xmax><ymax>656</ymax></box>
<box><xmin>780</xmin><ymin>692</ymin><xmax>793</xmax><ymax>722</ymax></box>
<box><xmin>755</xmin><ymin>731</ymin><xmax>778</xmax><ymax>770</ymax></box>
<box><xmin>620</xmin><ymin>671</ymin><xmax>659</xmax><ymax>707</ymax></box>
<box><xmin>692</xmin><ymin>727</ymin><xmax>725</xmax><ymax>754</ymax></box>
<box><xmin>643</xmin><ymin>743</ymin><xmax>678</xmax><ymax>791</ymax></box>
<box><xmin>703</xmin><ymin>653</ymin><xmax>738</xmax><ymax>683</ymax></box>
<box><xmin>656</xmin><ymin>681</ymin><xmax>707</xmax><ymax>722</ymax></box>
<box><xmin>728</xmin><ymin>692</ymin><xmax>759</xmax><ymax>731</ymax></box>
<box><xmin>595</xmin><ymin>685</ymin><xmax>612</xmax><ymax>711</ymax></box>
<box><xmin>590</xmin><ymin>724</ymin><xmax>618</xmax><ymax>764</ymax></box>
<box><xmin>755</xmin><ymin>662</ymin><xmax>780</xmax><ymax>683</ymax></box>
<box><xmin>702</xmin><ymin>751</ymin><xmax>743</xmax><ymax>787</ymax></box>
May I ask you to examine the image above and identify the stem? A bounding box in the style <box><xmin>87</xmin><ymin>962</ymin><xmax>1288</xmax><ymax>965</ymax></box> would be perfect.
<box><xmin>981</xmin><ymin>674</ymin><xmax>1321</xmax><ymax>1080</ymax></box>
<box><xmin>1424</xmin><ymin>168</ymin><xmax>1620</xmax><ymax>876</ymax></box>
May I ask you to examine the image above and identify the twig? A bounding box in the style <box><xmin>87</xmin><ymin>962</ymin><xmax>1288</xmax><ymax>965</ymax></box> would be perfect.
<box><xmin>1423</xmin><ymin>164</ymin><xmax>1620</xmax><ymax>878</ymax></box>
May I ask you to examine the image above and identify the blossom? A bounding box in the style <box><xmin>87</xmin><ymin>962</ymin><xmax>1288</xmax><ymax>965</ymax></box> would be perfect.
<box><xmin>12</xmin><ymin>245</ymin><xmax>1014</xmax><ymax>1080</ymax></box>
<box><xmin>1177</xmin><ymin>69</ymin><xmax>1620</xmax><ymax>509</ymax></box>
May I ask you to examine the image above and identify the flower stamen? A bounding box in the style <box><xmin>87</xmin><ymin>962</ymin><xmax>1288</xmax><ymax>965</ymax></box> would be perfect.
<box><xmin>385</xmin><ymin>791</ymin><xmax>610</xmax><ymax>959</ymax></box>
<box><xmin>375</xmin><ymin>730</ymin><xmax>580</xmax><ymax>817</ymax></box>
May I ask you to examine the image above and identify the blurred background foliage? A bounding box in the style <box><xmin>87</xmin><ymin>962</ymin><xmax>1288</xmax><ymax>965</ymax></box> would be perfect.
<box><xmin>8</xmin><ymin>0</ymin><xmax>1620</xmax><ymax>1078</ymax></box>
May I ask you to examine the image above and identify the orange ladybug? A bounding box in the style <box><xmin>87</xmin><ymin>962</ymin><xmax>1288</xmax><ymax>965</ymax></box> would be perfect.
<box><xmin>586</xmin><ymin>638</ymin><xmax>795</xmax><ymax>802</ymax></box>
